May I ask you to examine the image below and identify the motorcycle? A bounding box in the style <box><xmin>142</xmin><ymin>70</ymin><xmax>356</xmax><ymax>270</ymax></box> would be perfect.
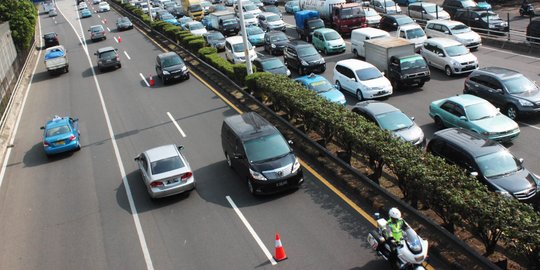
<box><xmin>367</xmin><ymin>213</ymin><xmax>429</xmax><ymax>270</ymax></box>
<box><xmin>520</xmin><ymin>4</ymin><xmax>535</xmax><ymax>17</ymax></box>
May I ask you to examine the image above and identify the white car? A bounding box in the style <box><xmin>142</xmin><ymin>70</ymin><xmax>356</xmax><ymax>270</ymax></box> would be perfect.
<box><xmin>396</xmin><ymin>24</ymin><xmax>427</xmax><ymax>51</ymax></box>
<box><xmin>407</xmin><ymin>2</ymin><xmax>450</xmax><ymax>21</ymax></box>
<box><xmin>425</xmin><ymin>20</ymin><xmax>482</xmax><ymax>50</ymax></box>
<box><xmin>361</xmin><ymin>8</ymin><xmax>382</xmax><ymax>27</ymax></box>
<box><xmin>420</xmin><ymin>37</ymin><xmax>478</xmax><ymax>77</ymax></box>
<box><xmin>98</xmin><ymin>2</ymin><xmax>110</xmax><ymax>12</ymax></box>
<box><xmin>78</xmin><ymin>2</ymin><xmax>88</xmax><ymax>10</ymax></box>
<box><xmin>242</xmin><ymin>13</ymin><xmax>258</xmax><ymax>27</ymax></box>
<box><xmin>333</xmin><ymin>59</ymin><xmax>393</xmax><ymax>100</ymax></box>
<box><xmin>186</xmin><ymin>21</ymin><xmax>208</xmax><ymax>36</ymax></box>
<box><xmin>225</xmin><ymin>36</ymin><xmax>257</xmax><ymax>64</ymax></box>
<box><xmin>235</xmin><ymin>3</ymin><xmax>261</xmax><ymax>18</ymax></box>
<box><xmin>370</xmin><ymin>0</ymin><xmax>401</xmax><ymax>15</ymax></box>
<box><xmin>92</xmin><ymin>0</ymin><xmax>101</xmax><ymax>4</ymax></box>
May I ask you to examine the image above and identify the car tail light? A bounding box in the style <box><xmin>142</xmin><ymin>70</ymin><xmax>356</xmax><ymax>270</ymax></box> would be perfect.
<box><xmin>150</xmin><ymin>181</ymin><xmax>164</xmax><ymax>187</ymax></box>
<box><xmin>180</xmin><ymin>172</ymin><xmax>192</xmax><ymax>181</ymax></box>
<box><xmin>116</xmin><ymin>55</ymin><xmax>120</xmax><ymax>61</ymax></box>
<box><xmin>69</xmin><ymin>135</ymin><xmax>76</xmax><ymax>141</ymax></box>
<box><xmin>44</xmin><ymin>141</ymin><xmax>50</xmax><ymax>147</ymax></box>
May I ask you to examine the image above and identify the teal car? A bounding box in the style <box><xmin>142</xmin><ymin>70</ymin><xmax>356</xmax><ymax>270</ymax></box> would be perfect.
<box><xmin>311</xmin><ymin>28</ymin><xmax>346</xmax><ymax>55</ymax></box>
<box><xmin>284</xmin><ymin>1</ymin><xmax>300</xmax><ymax>14</ymax></box>
<box><xmin>429</xmin><ymin>94</ymin><xmax>520</xmax><ymax>143</ymax></box>
<box><xmin>295</xmin><ymin>74</ymin><xmax>346</xmax><ymax>105</ymax></box>
<box><xmin>80</xmin><ymin>8</ymin><xmax>92</xmax><ymax>18</ymax></box>
<box><xmin>246</xmin><ymin>26</ymin><xmax>265</xmax><ymax>46</ymax></box>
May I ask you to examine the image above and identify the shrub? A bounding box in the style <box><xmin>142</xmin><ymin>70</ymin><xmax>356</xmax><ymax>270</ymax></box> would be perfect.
<box><xmin>198</xmin><ymin>47</ymin><xmax>217</xmax><ymax>57</ymax></box>
<box><xmin>182</xmin><ymin>35</ymin><xmax>203</xmax><ymax>46</ymax></box>
<box><xmin>163</xmin><ymin>24</ymin><xmax>180</xmax><ymax>39</ymax></box>
<box><xmin>204</xmin><ymin>53</ymin><xmax>234</xmax><ymax>78</ymax></box>
<box><xmin>187</xmin><ymin>39</ymin><xmax>205</xmax><ymax>54</ymax></box>
<box><xmin>133</xmin><ymin>8</ymin><xmax>144</xmax><ymax>17</ymax></box>
<box><xmin>141</xmin><ymin>14</ymin><xmax>152</xmax><ymax>25</ymax></box>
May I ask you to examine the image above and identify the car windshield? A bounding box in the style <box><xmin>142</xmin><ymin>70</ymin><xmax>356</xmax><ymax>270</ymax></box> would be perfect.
<box><xmin>450</xmin><ymin>24</ymin><xmax>471</xmax><ymax>34</ymax></box>
<box><xmin>340</xmin><ymin>7</ymin><xmax>362</xmax><ymax>19</ymax></box>
<box><xmin>44</xmin><ymin>33</ymin><xmax>56</xmax><ymax>38</ymax></box>
<box><xmin>462</xmin><ymin>0</ymin><xmax>477</xmax><ymax>8</ymax></box>
<box><xmin>356</xmin><ymin>67</ymin><xmax>382</xmax><ymax>81</ymax></box>
<box><xmin>244</xmin><ymin>133</ymin><xmax>291</xmax><ymax>163</ymax></box>
<box><xmin>503</xmin><ymin>75</ymin><xmax>539</xmax><ymax>94</ymax></box>
<box><xmin>46</xmin><ymin>125</ymin><xmax>71</xmax><ymax>137</ymax></box>
<box><xmin>445</xmin><ymin>44</ymin><xmax>469</xmax><ymax>56</ymax></box>
<box><xmin>324</xmin><ymin>31</ymin><xmax>341</xmax><ymax>41</ymax></box>
<box><xmin>465</xmin><ymin>102</ymin><xmax>498</xmax><ymax>121</ymax></box>
<box><xmin>162</xmin><ymin>55</ymin><xmax>184</xmax><ymax>67</ymax></box>
<box><xmin>475</xmin><ymin>151</ymin><xmax>521</xmax><ymax>178</ymax></box>
<box><xmin>232</xmin><ymin>42</ymin><xmax>253</xmax><ymax>52</ymax></box>
<box><xmin>270</xmin><ymin>33</ymin><xmax>288</xmax><ymax>42</ymax></box>
<box><xmin>399</xmin><ymin>55</ymin><xmax>427</xmax><ymax>70</ymax></box>
<box><xmin>265</xmin><ymin>7</ymin><xmax>279</xmax><ymax>13</ymax></box>
<box><xmin>151</xmin><ymin>156</ymin><xmax>185</xmax><ymax>175</ymax></box>
<box><xmin>261</xmin><ymin>59</ymin><xmax>284</xmax><ymax>70</ymax></box>
<box><xmin>396</xmin><ymin>16</ymin><xmax>414</xmax><ymax>25</ymax></box>
<box><xmin>207</xmin><ymin>32</ymin><xmax>225</xmax><ymax>40</ymax></box>
<box><xmin>406</xmin><ymin>28</ymin><xmax>425</xmax><ymax>38</ymax></box>
<box><xmin>376</xmin><ymin>110</ymin><xmax>413</xmax><ymax>131</ymax></box>
<box><xmin>100</xmin><ymin>50</ymin><xmax>116</xmax><ymax>59</ymax></box>
<box><xmin>162</xmin><ymin>14</ymin><xmax>174</xmax><ymax>20</ymax></box>
<box><xmin>190</xmin><ymin>23</ymin><xmax>204</xmax><ymax>30</ymax></box>
<box><xmin>91</xmin><ymin>26</ymin><xmax>103</xmax><ymax>32</ymax></box>
<box><xmin>383</xmin><ymin>0</ymin><xmax>396</xmax><ymax>7</ymax></box>
<box><xmin>222</xmin><ymin>19</ymin><xmax>238</xmax><ymax>26</ymax></box>
<box><xmin>423</xmin><ymin>5</ymin><xmax>440</xmax><ymax>13</ymax></box>
<box><xmin>247</xmin><ymin>27</ymin><xmax>264</xmax><ymax>35</ymax></box>
<box><xmin>244</xmin><ymin>4</ymin><xmax>257</xmax><ymax>11</ymax></box>
<box><xmin>181</xmin><ymin>17</ymin><xmax>193</xmax><ymax>23</ymax></box>
<box><xmin>201</xmin><ymin>1</ymin><xmax>211</xmax><ymax>7</ymax></box>
<box><xmin>308</xmin><ymin>20</ymin><xmax>325</xmax><ymax>29</ymax></box>
<box><xmin>480</xmin><ymin>12</ymin><xmax>500</xmax><ymax>21</ymax></box>
<box><xmin>267</xmin><ymin>14</ymin><xmax>280</xmax><ymax>22</ymax></box>
<box><xmin>244</xmin><ymin>13</ymin><xmax>255</xmax><ymax>19</ymax></box>
<box><xmin>364</xmin><ymin>9</ymin><xmax>378</xmax><ymax>16</ymax></box>
<box><xmin>189</xmin><ymin>4</ymin><xmax>202</xmax><ymax>11</ymax></box>
<box><xmin>307</xmin><ymin>79</ymin><xmax>334</xmax><ymax>93</ymax></box>
<box><xmin>297</xmin><ymin>46</ymin><xmax>318</xmax><ymax>57</ymax></box>
<box><xmin>289</xmin><ymin>1</ymin><xmax>299</xmax><ymax>6</ymax></box>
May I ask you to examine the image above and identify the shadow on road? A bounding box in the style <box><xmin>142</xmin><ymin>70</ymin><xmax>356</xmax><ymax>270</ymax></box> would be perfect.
<box><xmin>21</xmin><ymin>142</ymin><xmax>74</xmax><ymax>168</ymax></box>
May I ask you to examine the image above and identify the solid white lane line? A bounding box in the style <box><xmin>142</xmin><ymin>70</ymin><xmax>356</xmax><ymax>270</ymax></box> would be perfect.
<box><xmin>107</xmin><ymin>27</ymin><xmax>111</xmax><ymax>32</ymax></box>
<box><xmin>520</xmin><ymin>121</ymin><xmax>540</xmax><ymax>130</ymax></box>
<box><xmin>113</xmin><ymin>36</ymin><xmax>119</xmax><ymax>43</ymax></box>
<box><xmin>57</xmin><ymin>5</ymin><xmax>155</xmax><ymax>270</ymax></box>
<box><xmin>166</xmin><ymin>112</ymin><xmax>186</xmax><ymax>138</ymax></box>
<box><xmin>123</xmin><ymin>51</ymin><xmax>131</xmax><ymax>60</ymax></box>
<box><xmin>139</xmin><ymin>73</ymin><xmax>150</xmax><ymax>87</ymax></box>
<box><xmin>225</xmin><ymin>196</ymin><xmax>277</xmax><ymax>266</ymax></box>
<box><xmin>97</xmin><ymin>14</ymin><xmax>101</xmax><ymax>18</ymax></box>
<box><xmin>0</xmin><ymin>12</ymin><xmax>44</xmax><ymax>189</ymax></box>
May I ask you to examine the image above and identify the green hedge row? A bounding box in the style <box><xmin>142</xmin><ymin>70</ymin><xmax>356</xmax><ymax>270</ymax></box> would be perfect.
<box><xmin>0</xmin><ymin>0</ymin><xmax>37</xmax><ymax>51</ymax></box>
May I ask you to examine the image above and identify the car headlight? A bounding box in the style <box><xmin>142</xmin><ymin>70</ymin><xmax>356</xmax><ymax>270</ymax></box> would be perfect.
<box><xmin>286</xmin><ymin>69</ymin><xmax>291</xmax><ymax>76</ymax></box>
<box><xmin>518</xmin><ymin>99</ymin><xmax>533</xmax><ymax>106</ymax></box>
<box><xmin>488</xmin><ymin>24</ymin><xmax>496</xmax><ymax>29</ymax></box>
<box><xmin>496</xmin><ymin>190</ymin><xmax>513</xmax><ymax>198</ymax></box>
<box><xmin>300</xmin><ymin>59</ymin><xmax>308</xmax><ymax>66</ymax></box>
<box><xmin>163</xmin><ymin>70</ymin><xmax>170</xmax><ymax>75</ymax></box>
<box><xmin>291</xmin><ymin>157</ymin><xmax>301</xmax><ymax>173</ymax></box>
<box><xmin>181</xmin><ymin>66</ymin><xmax>188</xmax><ymax>71</ymax></box>
<box><xmin>271</xmin><ymin>44</ymin><xmax>276</xmax><ymax>48</ymax></box>
<box><xmin>481</xmin><ymin>131</ymin><xmax>493</xmax><ymax>136</ymax></box>
<box><xmin>249</xmin><ymin>168</ymin><xmax>267</xmax><ymax>180</ymax></box>
<box><xmin>452</xmin><ymin>61</ymin><xmax>460</xmax><ymax>67</ymax></box>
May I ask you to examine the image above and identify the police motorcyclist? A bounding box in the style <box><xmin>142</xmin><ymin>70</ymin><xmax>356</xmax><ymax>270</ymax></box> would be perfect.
<box><xmin>382</xmin><ymin>208</ymin><xmax>409</xmax><ymax>266</ymax></box>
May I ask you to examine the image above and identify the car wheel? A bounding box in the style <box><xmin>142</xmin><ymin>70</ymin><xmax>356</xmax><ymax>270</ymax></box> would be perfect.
<box><xmin>247</xmin><ymin>179</ymin><xmax>255</xmax><ymax>195</ymax></box>
<box><xmin>434</xmin><ymin>116</ymin><xmax>444</xmax><ymax>129</ymax></box>
<box><xmin>505</xmin><ymin>104</ymin><xmax>518</xmax><ymax>120</ymax></box>
<box><xmin>444</xmin><ymin>65</ymin><xmax>453</xmax><ymax>77</ymax></box>
<box><xmin>417</xmin><ymin>82</ymin><xmax>425</xmax><ymax>88</ymax></box>
<box><xmin>323</xmin><ymin>48</ymin><xmax>328</xmax><ymax>55</ymax></box>
<box><xmin>335</xmin><ymin>80</ymin><xmax>342</xmax><ymax>91</ymax></box>
<box><xmin>225</xmin><ymin>153</ymin><xmax>232</xmax><ymax>168</ymax></box>
<box><xmin>64</xmin><ymin>66</ymin><xmax>69</xmax><ymax>73</ymax></box>
<box><xmin>118</xmin><ymin>64</ymin><xmax>122</xmax><ymax>69</ymax></box>
<box><xmin>356</xmin><ymin>90</ymin><xmax>363</xmax><ymax>101</ymax></box>
<box><xmin>352</xmin><ymin>49</ymin><xmax>358</xmax><ymax>57</ymax></box>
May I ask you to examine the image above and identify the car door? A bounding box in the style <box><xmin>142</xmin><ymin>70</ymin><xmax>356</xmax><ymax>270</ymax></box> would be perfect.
<box><xmin>438</xmin><ymin>101</ymin><xmax>461</xmax><ymax>127</ymax></box>
<box><xmin>155</xmin><ymin>56</ymin><xmax>163</xmax><ymax>77</ymax></box>
<box><xmin>408</xmin><ymin>5</ymin><xmax>420</xmax><ymax>19</ymax></box>
<box><xmin>138</xmin><ymin>154</ymin><xmax>151</xmax><ymax>184</ymax></box>
<box><xmin>288</xmin><ymin>46</ymin><xmax>299</xmax><ymax>69</ymax></box>
<box><xmin>432</xmin><ymin>45</ymin><xmax>447</xmax><ymax>69</ymax></box>
<box><xmin>341</xmin><ymin>66</ymin><xmax>357</xmax><ymax>94</ymax></box>
<box><xmin>312</xmin><ymin>32</ymin><xmax>322</xmax><ymax>50</ymax></box>
<box><xmin>225</xmin><ymin>41</ymin><xmax>232</xmax><ymax>61</ymax></box>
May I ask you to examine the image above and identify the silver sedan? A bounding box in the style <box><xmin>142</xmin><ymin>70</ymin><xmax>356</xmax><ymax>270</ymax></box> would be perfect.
<box><xmin>134</xmin><ymin>144</ymin><xmax>196</xmax><ymax>198</ymax></box>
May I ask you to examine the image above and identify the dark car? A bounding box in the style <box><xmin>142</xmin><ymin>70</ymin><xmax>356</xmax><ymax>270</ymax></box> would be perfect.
<box><xmin>169</xmin><ymin>6</ymin><xmax>185</xmax><ymax>18</ymax></box>
<box><xmin>442</xmin><ymin>0</ymin><xmax>478</xmax><ymax>17</ymax></box>
<box><xmin>378</xmin><ymin>14</ymin><xmax>416</xmax><ymax>32</ymax></box>
<box><xmin>155</xmin><ymin>52</ymin><xmax>190</xmax><ymax>84</ymax></box>
<box><xmin>463</xmin><ymin>67</ymin><xmax>540</xmax><ymax>120</ymax></box>
<box><xmin>95</xmin><ymin>46</ymin><xmax>121</xmax><ymax>71</ymax></box>
<box><xmin>427</xmin><ymin>128</ymin><xmax>540</xmax><ymax>204</ymax></box>
<box><xmin>203</xmin><ymin>31</ymin><xmax>226</xmax><ymax>51</ymax></box>
<box><xmin>43</xmin><ymin>32</ymin><xmax>59</xmax><ymax>48</ymax></box>
<box><xmin>263</xmin><ymin>30</ymin><xmax>289</xmax><ymax>55</ymax></box>
<box><xmin>116</xmin><ymin>17</ymin><xmax>133</xmax><ymax>31</ymax></box>
<box><xmin>262</xmin><ymin>0</ymin><xmax>278</xmax><ymax>5</ymax></box>
<box><xmin>221</xmin><ymin>112</ymin><xmax>304</xmax><ymax>195</ymax></box>
<box><xmin>453</xmin><ymin>8</ymin><xmax>508</xmax><ymax>34</ymax></box>
<box><xmin>208</xmin><ymin>4</ymin><xmax>227</xmax><ymax>13</ymax></box>
<box><xmin>526</xmin><ymin>19</ymin><xmax>540</xmax><ymax>43</ymax></box>
<box><xmin>283</xmin><ymin>40</ymin><xmax>326</xmax><ymax>75</ymax></box>
<box><xmin>253</xmin><ymin>57</ymin><xmax>291</xmax><ymax>76</ymax></box>
<box><xmin>261</xmin><ymin>5</ymin><xmax>282</xmax><ymax>18</ymax></box>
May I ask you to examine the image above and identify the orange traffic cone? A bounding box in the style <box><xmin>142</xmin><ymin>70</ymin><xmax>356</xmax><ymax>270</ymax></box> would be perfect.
<box><xmin>118</xmin><ymin>36</ymin><xmax>122</xmax><ymax>43</ymax></box>
<box><xmin>274</xmin><ymin>232</ymin><xmax>287</xmax><ymax>262</ymax></box>
<box><xmin>149</xmin><ymin>74</ymin><xmax>155</xmax><ymax>87</ymax></box>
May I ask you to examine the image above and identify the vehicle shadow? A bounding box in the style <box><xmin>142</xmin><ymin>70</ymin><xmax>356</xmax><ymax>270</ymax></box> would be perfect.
<box><xmin>21</xmin><ymin>142</ymin><xmax>74</xmax><ymax>168</ymax></box>
<box><xmin>82</xmin><ymin>67</ymin><xmax>95</xmax><ymax>78</ymax></box>
<box><xmin>31</xmin><ymin>70</ymin><xmax>58</xmax><ymax>84</ymax></box>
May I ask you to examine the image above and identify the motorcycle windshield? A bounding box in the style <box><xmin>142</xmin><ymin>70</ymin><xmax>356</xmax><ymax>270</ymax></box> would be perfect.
<box><xmin>403</xmin><ymin>227</ymin><xmax>423</xmax><ymax>254</ymax></box>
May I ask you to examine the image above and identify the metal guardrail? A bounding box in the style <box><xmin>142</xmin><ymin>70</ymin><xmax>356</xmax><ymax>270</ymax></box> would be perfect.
<box><xmin>108</xmin><ymin>1</ymin><xmax>503</xmax><ymax>269</ymax></box>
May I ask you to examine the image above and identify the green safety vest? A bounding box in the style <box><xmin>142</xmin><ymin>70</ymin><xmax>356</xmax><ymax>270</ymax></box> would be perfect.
<box><xmin>386</xmin><ymin>219</ymin><xmax>404</xmax><ymax>242</ymax></box>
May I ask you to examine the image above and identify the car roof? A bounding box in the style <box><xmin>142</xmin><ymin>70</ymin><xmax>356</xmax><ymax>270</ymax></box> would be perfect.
<box><xmin>224</xmin><ymin>112</ymin><xmax>277</xmax><ymax>140</ymax></box>
<box><xmin>295</xmin><ymin>73</ymin><xmax>327</xmax><ymax>84</ymax></box>
<box><xmin>352</xmin><ymin>27</ymin><xmax>388</xmax><ymax>36</ymax></box>
<box><xmin>256</xmin><ymin>56</ymin><xmax>281</xmax><ymax>63</ymax></box>
<box><xmin>158</xmin><ymin>51</ymin><xmax>179</xmax><ymax>59</ymax></box>
<box><xmin>226</xmin><ymin>35</ymin><xmax>244</xmax><ymax>43</ymax></box>
<box><xmin>427</xmin><ymin>19</ymin><xmax>462</xmax><ymax>26</ymax></box>
<box><xmin>97</xmin><ymin>46</ymin><xmax>116</xmax><ymax>53</ymax></box>
<box><xmin>399</xmin><ymin>24</ymin><xmax>422</xmax><ymax>30</ymax></box>
<box><xmin>314</xmin><ymin>28</ymin><xmax>336</xmax><ymax>34</ymax></box>
<box><xmin>261</xmin><ymin>12</ymin><xmax>278</xmax><ymax>17</ymax></box>
<box><xmin>432</xmin><ymin>128</ymin><xmax>504</xmax><ymax>157</ymax></box>
<box><xmin>144</xmin><ymin>144</ymin><xmax>179</xmax><ymax>162</ymax></box>
<box><xmin>445</xmin><ymin>94</ymin><xmax>485</xmax><ymax>106</ymax></box>
<box><xmin>287</xmin><ymin>40</ymin><xmax>311</xmax><ymax>47</ymax></box>
<box><xmin>354</xmin><ymin>101</ymin><xmax>399</xmax><ymax>115</ymax></box>
<box><xmin>336</xmin><ymin>59</ymin><xmax>373</xmax><ymax>69</ymax></box>
<box><xmin>471</xmin><ymin>67</ymin><xmax>521</xmax><ymax>80</ymax></box>
<box><xmin>383</xmin><ymin>14</ymin><xmax>409</xmax><ymax>19</ymax></box>
<box><xmin>425</xmin><ymin>37</ymin><xmax>462</xmax><ymax>46</ymax></box>
<box><xmin>410</xmin><ymin>2</ymin><xmax>435</xmax><ymax>6</ymax></box>
<box><xmin>187</xmin><ymin>21</ymin><xmax>202</xmax><ymax>25</ymax></box>
<box><xmin>45</xmin><ymin>116</ymin><xmax>70</xmax><ymax>128</ymax></box>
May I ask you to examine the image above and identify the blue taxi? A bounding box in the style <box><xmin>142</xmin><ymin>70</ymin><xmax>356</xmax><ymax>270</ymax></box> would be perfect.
<box><xmin>40</xmin><ymin>115</ymin><xmax>81</xmax><ymax>156</ymax></box>
<box><xmin>295</xmin><ymin>74</ymin><xmax>346</xmax><ymax>105</ymax></box>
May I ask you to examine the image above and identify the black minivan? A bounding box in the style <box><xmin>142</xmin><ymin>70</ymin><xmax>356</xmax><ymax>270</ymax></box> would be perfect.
<box><xmin>221</xmin><ymin>112</ymin><xmax>304</xmax><ymax>195</ymax></box>
<box><xmin>283</xmin><ymin>40</ymin><xmax>326</xmax><ymax>76</ymax></box>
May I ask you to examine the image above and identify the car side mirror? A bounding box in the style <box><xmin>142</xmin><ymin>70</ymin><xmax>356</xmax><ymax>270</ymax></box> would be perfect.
<box><xmin>495</xmin><ymin>89</ymin><xmax>503</xmax><ymax>94</ymax></box>
<box><xmin>288</xmin><ymin>140</ymin><xmax>294</xmax><ymax>145</ymax></box>
<box><xmin>134</xmin><ymin>155</ymin><xmax>140</xmax><ymax>161</ymax></box>
<box><xmin>411</xmin><ymin>116</ymin><xmax>415</xmax><ymax>121</ymax></box>
<box><xmin>393</xmin><ymin>23</ymin><xmax>397</xmax><ymax>25</ymax></box>
<box><xmin>470</xmin><ymin>171</ymin><xmax>479</xmax><ymax>177</ymax></box>
<box><xmin>444</xmin><ymin>31</ymin><xmax>449</xmax><ymax>34</ymax></box>
<box><xmin>519</xmin><ymin>158</ymin><xmax>524</xmax><ymax>164</ymax></box>
<box><xmin>115</xmin><ymin>48</ymin><xmax>119</xmax><ymax>51</ymax></box>
<box><xmin>438</xmin><ymin>53</ymin><xmax>444</xmax><ymax>57</ymax></box>
<box><xmin>459</xmin><ymin>116</ymin><xmax>467</xmax><ymax>121</ymax></box>
<box><xmin>233</xmin><ymin>153</ymin><xmax>244</xmax><ymax>159</ymax></box>
<box><xmin>73</xmin><ymin>118</ymin><xmax>79</xmax><ymax>122</ymax></box>
<box><xmin>40</xmin><ymin>126</ymin><xmax>45</xmax><ymax>130</ymax></box>
<box><xmin>381</xmin><ymin>72</ymin><xmax>385</xmax><ymax>76</ymax></box>
<box><xmin>94</xmin><ymin>52</ymin><xmax>97</xmax><ymax>55</ymax></box>
<box><xmin>177</xmin><ymin>145</ymin><xmax>184</xmax><ymax>151</ymax></box>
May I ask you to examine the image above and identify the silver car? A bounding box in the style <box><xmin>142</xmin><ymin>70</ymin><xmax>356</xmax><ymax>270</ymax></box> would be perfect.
<box><xmin>134</xmin><ymin>144</ymin><xmax>196</xmax><ymax>198</ymax></box>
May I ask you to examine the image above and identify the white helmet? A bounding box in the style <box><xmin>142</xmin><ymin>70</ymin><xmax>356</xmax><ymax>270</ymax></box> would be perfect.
<box><xmin>389</xmin><ymin>208</ymin><xmax>401</xmax><ymax>219</ymax></box>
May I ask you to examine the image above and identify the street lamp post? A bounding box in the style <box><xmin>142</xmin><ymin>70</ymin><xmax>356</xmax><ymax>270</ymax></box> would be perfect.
<box><xmin>147</xmin><ymin>0</ymin><xmax>153</xmax><ymax>22</ymax></box>
<box><xmin>237</xmin><ymin>0</ymin><xmax>253</xmax><ymax>75</ymax></box>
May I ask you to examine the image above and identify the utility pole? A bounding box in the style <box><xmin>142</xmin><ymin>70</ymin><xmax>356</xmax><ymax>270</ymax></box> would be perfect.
<box><xmin>147</xmin><ymin>0</ymin><xmax>153</xmax><ymax>22</ymax></box>
<box><xmin>237</xmin><ymin>0</ymin><xmax>253</xmax><ymax>75</ymax></box>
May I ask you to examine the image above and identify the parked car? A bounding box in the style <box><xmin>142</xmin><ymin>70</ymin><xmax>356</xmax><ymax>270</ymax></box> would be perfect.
<box><xmin>453</xmin><ymin>8</ymin><xmax>508</xmax><ymax>34</ymax></box>
<box><xmin>261</xmin><ymin>5</ymin><xmax>281</xmax><ymax>18</ymax></box>
<box><xmin>262</xmin><ymin>0</ymin><xmax>278</xmax><ymax>5</ymax></box>
<box><xmin>284</xmin><ymin>0</ymin><xmax>300</xmax><ymax>14</ymax></box>
<box><xmin>429</xmin><ymin>94</ymin><xmax>520</xmax><ymax>142</ymax></box>
<box><xmin>311</xmin><ymin>28</ymin><xmax>346</xmax><ymax>55</ymax></box>
<box><xmin>43</xmin><ymin>32</ymin><xmax>59</xmax><ymax>48</ymax></box>
<box><xmin>95</xmin><ymin>47</ymin><xmax>121</xmax><ymax>71</ymax></box>
<box><xmin>425</xmin><ymin>19</ymin><xmax>481</xmax><ymax>50</ymax></box>
<box><xmin>208</xmin><ymin>4</ymin><xmax>227</xmax><ymax>13</ymax></box>
<box><xmin>352</xmin><ymin>101</ymin><xmax>424</xmax><ymax>146</ymax></box>
<box><xmin>98</xmin><ymin>2</ymin><xmax>110</xmax><ymax>12</ymax></box>
<box><xmin>361</xmin><ymin>7</ymin><xmax>382</xmax><ymax>28</ymax></box>
<box><xmin>246</xmin><ymin>26</ymin><xmax>266</xmax><ymax>46</ymax></box>
<box><xmin>420</xmin><ymin>37</ymin><xmax>478</xmax><ymax>76</ymax></box>
<box><xmin>379</xmin><ymin>14</ymin><xmax>416</xmax><ymax>32</ymax></box>
<box><xmin>78</xmin><ymin>2</ymin><xmax>88</xmax><ymax>10</ymax></box>
<box><xmin>169</xmin><ymin>6</ymin><xmax>185</xmax><ymax>18</ymax></box>
<box><xmin>200</xmin><ymin>0</ymin><xmax>212</xmax><ymax>15</ymax></box>
<box><xmin>264</xmin><ymin>30</ymin><xmax>289</xmax><ymax>55</ymax></box>
<box><xmin>159</xmin><ymin>12</ymin><xmax>181</xmax><ymax>25</ymax></box>
<box><xmin>80</xmin><ymin>8</ymin><xmax>93</xmax><ymax>18</ymax></box>
<box><xmin>48</xmin><ymin>8</ymin><xmax>58</xmax><ymax>17</ymax></box>
<box><xmin>253</xmin><ymin>57</ymin><xmax>291</xmax><ymax>76</ymax></box>
<box><xmin>203</xmin><ymin>31</ymin><xmax>226</xmax><ymax>51</ymax></box>
<box><xmin>283</xmin><ymin>40</ymin><xmax>326</xmax><ymax>75</ymax></box>
<box><xmin>526</xmin><ymin>19</ymin><xmax>540</xmax><ymax>43</ymax></box>
<box><xmin>463</xmin><ymin>67</ymin><xmax>540</xmax><ymax>120</ymax></box>
<box><xmin>350</xmin><ymin>27</ymin><xmax>390</xmax><ymax>58</ymax></box>
<box><xmin>295</xmin><ymin>73</ymin><xmax>346</xmax><ymax>105</ymax></box>
<box><xmin>407</xmin><ymin>2</ymin><xmax>450</xmax><ymax>21</ymax></box>
<box><xmin>395</xmin><ymin>0</ymin><xmax>418</xmax><ymax>6</ymax></box>
<box><xmin>225</xmin><ymin>36</ymin><xmax>257</xmax><ymax>64</ymax></box>
<box><xmin>242</xmin><ymin>13</ymin><xmax>259</xmax><ymax>26</ymax></box>
<box><xmin>427</xmin><ymin>128</ymin><xmax>539</xmax><ymax>202</ymax></box>
<box><xmin>134</xmin><ymin>144</ymin><xmax>196</xmax><ymax>198</ymax></box>
<box><xmin>370</xmin><ymin>0</ymin><xmax>401</xmax><ymax>14</ymax></box>
<box><xmin>186</xmin><ymin>21</ymin><xmax>208</xmax><ymax>35</ymax></box>
<box><xmin>235</xmin><ymin>4</ymin><xmax>262</xmax><ymax>18</ymax></box>
<box><xmin>155</xmin><ymin>52</ymin><xmax>190</xmax><ymax>84</ymax></box>
<box><xmin>258</xmin><ymin>12</ymin><xmax>286</xmax><ymax>31</ymax></box>
<box><xmin>333</xmin><ymin>59</ymin><xmax>392</xmax><ymax>100</ymax></box>
<box><xmin>396</xmin><ymin>24</ymin><xmax>427</xmax><ymax>50</ymax></box>
<box><xmin>89</xmin><ymin>25</ymin><xmax>106</xmax><ymax>42</ymax></box>
<box><xmin>179</xmin><ymin>17</ymin><xmax>194</xmax><ymax>29</ymax></box>
<box><xmin>40</xmin><ymin>115</ymin><xmax>81</xmax><ymax>156</ymax></box>
<box><xmin>442</xmin><ymin>0</ymin><xmax>478</xmax><ymax>17</ymax></box>
<box><xmin>221</xmin><ymin>112</ymin><xmax>303</xmax><ymax>195</ymax></box>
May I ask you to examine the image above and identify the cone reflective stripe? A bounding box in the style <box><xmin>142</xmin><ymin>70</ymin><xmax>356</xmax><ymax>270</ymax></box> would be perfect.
<box><xmin>149</xmin><ymin>74</ymin><xmax>154</xmax><ymax>87</ymax></box>
<box><xmin>274</xmin><ymin>232</ymin><xmax>287</xmax><ymax>261</ymax></box>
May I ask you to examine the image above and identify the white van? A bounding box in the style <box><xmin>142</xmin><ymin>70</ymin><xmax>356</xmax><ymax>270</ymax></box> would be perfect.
<box><xmin>396</xmin><ymin>24</ymin><xmax>427</xmax><ymax>51</ymax></box>
<box><xmin>425</xmin><ymin>20</ymin><xmax>482</xmax><ymax>50</ymax></box>
<box><xmin>225</xmin><ymin>36</ymin><xmax>257</xmax><ymax>64</ymax></box>
<box><xmin>351</xmin><ymin>27</ymin><xmax>390</xmax><ymax>58</ymax></box>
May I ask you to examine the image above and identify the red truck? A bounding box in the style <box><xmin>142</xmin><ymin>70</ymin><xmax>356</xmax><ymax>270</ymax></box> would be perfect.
<box><xmin>299</xmin><ymin>0</ymin><xmax>366</xmax><ymax>36</ymax></box>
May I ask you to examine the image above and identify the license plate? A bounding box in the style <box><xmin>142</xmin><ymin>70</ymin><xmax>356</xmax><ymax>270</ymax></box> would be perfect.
<box><xmin>106</xmin><ymin>59</ymin><xmax>111</xmax><ymax>62</ymax></box>
<box><xmin>377</xmin><ymin>90</ymin><xmax>387</xmax><ymax>95</ymax></box>
<box><xmin>276</xmin><ymin>181</ymin><xmax>287</xmax><ymax>187</ymax></box>
<box><xmin>167</xmin><ymin>179</ymin><xmax>179</xmax><ymax>185</ymax></box>
<box><xmin>174</xmin><ymin>75</ymin><xmax>181</xmax><ymax>78</ymax></box>
<box><xmin>56</xmin><ymin>141</ymin><xmax>65</xmax><ymax>145</ymax></box>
